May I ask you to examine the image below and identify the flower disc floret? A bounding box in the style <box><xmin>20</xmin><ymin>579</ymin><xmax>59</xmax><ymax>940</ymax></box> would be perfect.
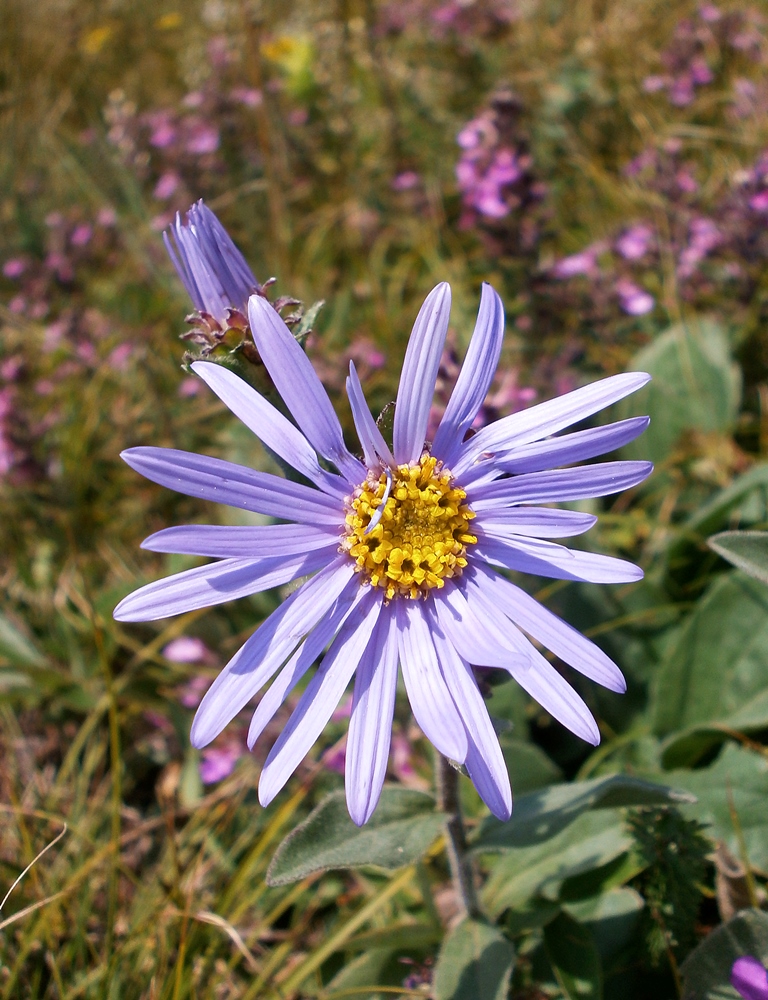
<box><xmin>343</xmin><ymin>455</ymin><xmax>477</xmax><ymax>600</ymax></box>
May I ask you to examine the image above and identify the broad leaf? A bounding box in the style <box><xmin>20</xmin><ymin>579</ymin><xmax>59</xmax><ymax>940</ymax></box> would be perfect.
<box><xmin>665</xmin><ymin>745</ymin><xmax>768</xmax><ymax>870</ymax></box>
<box><xmin>473</xmin><ymin>773</ymin><xmax>693</xmax><ymax>851</ymax></box>
<box><xmin>544</xmin><ymin>911</ymin><xmax>602</xmax><ymax>1000</ymax></box>
<box><xmin>618</xmin><ymin>317</ymin><xmax>740</xmax><ymax>465</ymax></box>
<box><xmin>433</xmin><ymin>919</ymin><xmax>515</xmax><ymax>1000</ymax></box>
<box><xmin>501</xmin><ymin>737</ymin><xmax>563</xmax><ymax>794</ymax></box>
<box><xmin>266</xmin><ymin>787</ymin><xmax>445</xmax><ymax>886</ymax></box>
<box><xmin>681</xmin><ymin>909</ymin><xmax>768</xmax><ymax>1000</ymax></box>
<box><xmin>661</xmin><ymin>687</ymin><xmax>768</xmax><ymax>768</ymax></box>
<box><xmin>481</xmin><ymin>811</ymin><xmax>633</xmax><ymax>917</ymax></box>
<box><xmin>652</xmin><ymin>572</ymin><xmax>768</xmax><ymax>742</ymax></box>
<box><xmin>563</xmin><ymin>887</ymin><xmax>644</xmax><ymax>962</ymax></box>
<box><xmin>709</xmin><ymin>530</ymin><xmax>768</xmax><ymax>585</ymax></box>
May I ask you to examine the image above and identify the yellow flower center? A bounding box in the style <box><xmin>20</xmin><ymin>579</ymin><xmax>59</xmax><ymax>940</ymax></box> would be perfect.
<box><xmin>342</xmin><ymin>455</ymin><xmax>477</xmax><ymax>600</ymax></box>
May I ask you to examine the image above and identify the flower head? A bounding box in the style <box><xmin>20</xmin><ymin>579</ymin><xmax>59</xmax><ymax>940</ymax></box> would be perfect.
<box><xmin>732</xmin><ymin>957</ymin><xmax>768</xmax><ymax>1000</ymax></box>
<box><xmin>164</xmin><ymin>200</ymin><xmax>261</xmax><ymax>332</ymax></box>
<box><xmin>115</xmin><ymin>284</ymin><xmax>652</xmax><ymax>825</ymax></box>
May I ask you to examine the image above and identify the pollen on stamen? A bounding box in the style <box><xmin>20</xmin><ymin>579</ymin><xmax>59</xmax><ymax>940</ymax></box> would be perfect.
<box><xmin>341</xmin><ymin>454</ymin><xmax>477</xmax><ymax>600</ymax></box>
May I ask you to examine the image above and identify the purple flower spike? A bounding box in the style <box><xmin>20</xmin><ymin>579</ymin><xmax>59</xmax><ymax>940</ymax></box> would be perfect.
<box><xmin>732</xmin><ymin>957</ymin><xmax>768</xmax><ymax>1000</ymax></box>
<box><xmin>115</xmin><ymin>283</ymin><xmax>652</xmax><ymax>825</ymax></box>
<box><xmin>164</xmin><ymin>200</ymin><xmax>261</xmax><ymax>329</ymax></box>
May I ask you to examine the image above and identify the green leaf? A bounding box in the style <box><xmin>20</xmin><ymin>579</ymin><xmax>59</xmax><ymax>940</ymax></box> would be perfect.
<box><xmin>563</xmin><ymin>887</ymin><xmax>644</xmax><ymax>963</ymax></box>
<box><xmin>543</xmin><ymin>911</ymin><xmax>602</xmax><ymax>1000</ymax></box>
<box><xmin>618</xmin><ymin>317</ymin><xmax>741</xmax><ymax>465</ymax></box>
<box><xmin>652</xmin><ymin>572</ymin><xmax>768</xmax><ymax>745</ymax></box>
<box><xmin>676</xmin><ymin>463</ymin><xmax>768</xmax><ymax>552</ymax></box>
<box><xmin>709</xmin><ymin>530</ymin><xmax>768</xmax><ymax>584</ymax></box>
<box><xmin>472</xmin><ymin>774</ymin><xmax>693</xmax><ymax>851</ymax></box>
<box><xmin>0</xmin><ymin>612</ymin><xmax>46</xmax><ymax>668</ymax></box>
<box><xmin>661</xmin><ymin>687</ymin><xmax>768</xmax><ymax>768</ymax></box>
<box><xmin>664</xmin><ymin>745</ymin><xmax>768</xmax><ymax>870</ymax></box>
<box><xmin>681</xmin><ymin>909</ymin><xmax>768</xmax><ymax>1000</ymax></box>
<box><xmin>433</xmin><ymin>919</ymin><xmax>515</xmax><ymax>1000</ymax></box>
<box><xmin>266</xmin><ymin>788</ymin><xmax>445</xmax><ymax>886</ymax></box>
<box><xmin>501</xmin><ymin>737</ymin><xmax>563</xmax><ymax>794</ymax></box>
<box><xmin>481</xmin><ymin>811</ymin><xmax>633</xmax><ymax>917</ymax></box>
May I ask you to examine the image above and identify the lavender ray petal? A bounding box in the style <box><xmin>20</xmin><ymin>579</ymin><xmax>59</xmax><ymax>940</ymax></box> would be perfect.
<box><xmin>396</xmin><ymin>599</ymin><xmax>468</xmax><ymax>763</ymax></box>
<box><xmin>453</xmin><ymin>372</ymin><xmax>651</xmax><ymax>476</ymax></box>
<box><xmin>469</xmin><ymin>563</ymin><xmax>626</xmax><ymax>692</ymax></box>
<box><xmin>190</xmin><ymin>558</ymin><xmax>356</xmax><ymax>747</ymax></box>
<box><xmin>163</xmin><ymin>224</ymin><xmax>203</xmax><ymax>312</ymax></box>
<box><xmin>462</xmin><ymin>575</ymin><xmax>601</xmax><ymax>745</ymax></box>
<box><xmin>468</xmin><ymin>461</ymin><xmax>653</xmax><ymax>508</ymax></box>
<box><xmin>346</xmin><ymin>362</ymin><xmax>395</xmax><ymax>469</ymax></box>
<box><xmin>192</xmin><ymin>362</ymin><xmax>348</xmax><ymax>498</ymax></box>
<box><xmin>190</xmin><ymin>201</ymin><xmax>260</xmax><ymax>306</ymax></box>
<box><xmin>476</xmin><ymin>415</ymin><xmax>651</xmax><ymax>479</ymax></box>
<box><xmin>432</xmin><ymin>283</ymin><xmax>505</xmax><ymax>465</ymax></box>
<box><xmin>247</xmin><ymin>585</ymin><xmax>367</xmax><ymax>749</ymax></box>
<box><xmin>121</xmin><ymin>447</ymin><xmax>343</xmax><ymax>525</ymax></box>
<box><xmin>475</xmin><ymin>533</ymin><xmax>644</xmax><ymax>584</ymax></box>
<box><xmin>258</xmin><ymin>588</ymin><xmax>383</xmax><ymax>807</ymax></box>
<box><xmin>475</xmin><ymin>508</ymin><xmax>597</xmax><ymax>538</ymax></box>
<box><xmin>174</xmin><ymin>221</ymin><xmax>228</xmax><ymax>322</ymax></box>
<box><xmin>142</xmin><ymin>523</ymin><xmax>340</xmax><ymax>558</ymax></box>
<box><xmin>114</xmin><ymin>547</ymin><xmax>331</xmax><ymax>622</ymax></box>
<box><xmin>731</xmin><ymin>958</ymin><xmax>768</xmax><ymax>1000</ymax></box>
<box><xmin>346</xmin><ymin>606</ymin><xmax>399</xmax><ymax>826</ymax></box>
<box><xmin>429</xmin><ymin>618</ymin><xmax>511</xmax><ymax>820</ymax></box>
<box><xmin>434</xmin><ymin>581</ymin><xmax>532</xmax><ymax>671</ymax></box>
<box><xmin>393</xmin><ymin>283</ymin><xmax>452</xmax><ymax>465</ymax></box>
<box><xmin>248</xmin><ymin>295</ymin><xmax>365</xmax><ymax>482</ymax></box>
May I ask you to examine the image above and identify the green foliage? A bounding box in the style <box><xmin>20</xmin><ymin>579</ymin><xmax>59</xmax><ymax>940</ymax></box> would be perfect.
<box><xmin>618</xmin><ymin>318</ymin><xmax>741</xmax><ymax>466</ymax></box>
<box><xmin>628</xmin><ymin>807</ymin><xmax>711</xmax><ymax>965</ymax></box>
<box><xmin>266</xmin><ymin>788</ymin><xmax>446</xmax><ymax>885</ymax></box>
<box><xmin>709</xmin><ymin>530</ymin><xmax>768</xmax><ymax>585</ymax></box>
<box><xmin>433</xmin><ymin>919</ymin><xmax>515</xmax><ymax>1000</ymax></box>
<box><xmin>681</xmin><ymin>909</ymin><xmax>768</xmax><ymax>1000</ymax></box>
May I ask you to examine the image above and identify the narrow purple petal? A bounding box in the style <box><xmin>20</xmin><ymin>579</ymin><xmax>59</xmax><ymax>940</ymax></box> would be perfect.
<box><xmin>475</xmin><ymin>508</ymin><xmax>597</xmax><ymax>538</ymax></box>
<box><xmin>259</xmin><ymin>589</ymin><xmax>383</xmax><ymax>807</ymax></box>
<box><xmin>488</xmin><ymin>416</ymin><xmax>651</xmax><ymax>477</ymax></box>
<box><xmin>430</xmin><ymin>618</ymin><xmax>511</xmax><ymax>820</ymax></box>
<box><xmin>475</xmin><ymin>533</ymin><xmax>644</xmax><ymax>584</ymax></box>
<box><xmin>114</xmin><ymin>547</ymin><xmax>330</xmax><ymax>621</ymax></box>
<box><xmin>121</xmin><ymin>447</ymin><xmax>344</xmax><ymax>525</ymax></box>
<box><xmin>393</xmin><ymin>283</ymin><xmax>452</xmax><ymax>464</ymax></box>
<box><xmin>453</xmin><ymin>372</ymin><xmax>651</xmax><ymax>476</ymax></box>
<box><xmin>434</xmin><ymin>581</ymin><xmax>531</xmax><ymax>671</ymax></box>
<box><xmin>461</xmin><ymin>575</ymin><xmax>601</xmax><ymax>745</ymax></box>
<box><xmin>247</xmin><ymin>585</ymin><xmax>368</xmax><ymax>749</ymax></box>
<box><xmin>142</xmin><ymin>523</ymin><xmax>340</xmax><ymax>558</ymax></box>
<box><xmin>468</xmin><ymin>461</ymin><xmax>652</xmax><ymax>508</ymax></box>
<box><xmin>469</xmin><ymin>563</ymin><xmax>626</xmax><ymax>692</ymax></box>
<box><xmin>248</xmin><ymin>295</ymin><xmax>365</xmax><ymax>482</ymax></box>
<box><xmin>732</xmin><ymin>957</ymin><xmax>768</xmax><ymax>1000</ymax></box>
<box><xmin>190</xmin><ymin>558</ymin><xmax>356</xmax><ymax>747</ymax></box>
<box><xmin>432</xmin><ymin>283</ymin><xmax>505</xmax><ymax>466</ymax></box>
<box><xmin>346</xmin><ymin>362</ymin><xmax>395</xmax><ymax>469</ymax></box>
<box><xmin>346</xmin><ymin>607</ymin><xmax>399</xmax><ymax>826</ymax></box>
<box><xmin>396</xmin><ymin>599</ymin><xmax>468</xmax><ymax>762</ymax></box>
<box><xmin>191</xmin><ymin>362</ymin><xmax>348</xmax><ymax>497</ymax></box>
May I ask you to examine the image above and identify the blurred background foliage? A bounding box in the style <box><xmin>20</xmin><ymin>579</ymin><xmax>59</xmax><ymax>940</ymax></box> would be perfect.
<box><xmin>2</xmin><ymin>0</ymin><xmax>768</xmax><ymax>997</ymax></box>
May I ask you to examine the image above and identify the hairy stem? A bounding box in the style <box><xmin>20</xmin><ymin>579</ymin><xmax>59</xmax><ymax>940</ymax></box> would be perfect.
<box><xmin>436</xmin><ymin>754</ymin><xmax>482</xmax><ymax>920</ymax></box>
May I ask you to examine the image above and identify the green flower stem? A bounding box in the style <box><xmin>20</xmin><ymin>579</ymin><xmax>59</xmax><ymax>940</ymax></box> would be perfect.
<box><xmin>436</xmin><ymin>754</ymin><xmax>482</xmax><ymax>920</ymax></box>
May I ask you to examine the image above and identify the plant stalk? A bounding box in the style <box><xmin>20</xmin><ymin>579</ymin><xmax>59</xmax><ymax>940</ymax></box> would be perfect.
<box><xmin>436</xmin><ymin>754</ymin><xmax>482</xmax><ymax>921</ymax></box>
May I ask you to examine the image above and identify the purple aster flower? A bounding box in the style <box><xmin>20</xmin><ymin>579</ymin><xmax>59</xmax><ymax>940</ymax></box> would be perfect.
<box><xmin>114</xmin><ymin>283</ymin><xmax>652</xmax><ymax>825</ymax></box>
<box><xmin>732</xmin><ymin>957</ymin><xmax>768</xmax><ymax>1000</ymax></box>
<box><xmin>163</xmin><ymin>200</ymin><xmax>261</xmax><ymax>331</ymax></box>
